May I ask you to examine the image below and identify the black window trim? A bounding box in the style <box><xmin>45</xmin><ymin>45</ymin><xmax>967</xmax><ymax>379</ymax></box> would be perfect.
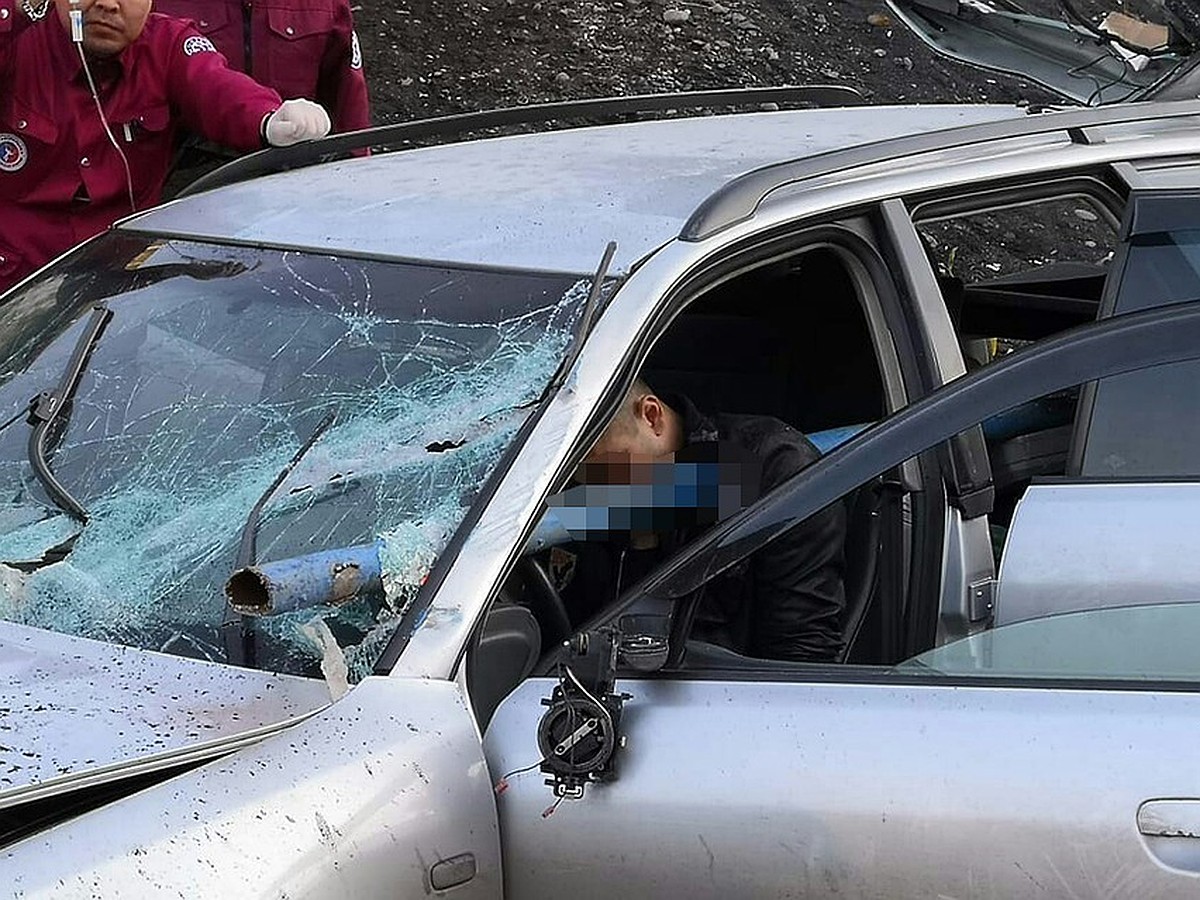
<box><xmin>1069</xmin><ymin>188</ymin><xmax>1200</xmax><ymax>476</ymax></box>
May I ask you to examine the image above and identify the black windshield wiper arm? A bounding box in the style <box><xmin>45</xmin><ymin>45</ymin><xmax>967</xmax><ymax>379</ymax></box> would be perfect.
<box><xmin>533</xmin><ymin>240</ymin><xmax>617</xmax><ymax>405</ymax></box>
<box><xmin>27</xmin><ymin>305</ymin><xmax>113</xmax><ymax>524</ymax></box>
<box><xmin>223</xmin><ymin>409</ymin><xmax>337</xmax><ymax>668</ymax></box>
<box><xmin>233</xmin><ymin>409</ymin><xmax>338</xmax><ymax>570</ymax></box>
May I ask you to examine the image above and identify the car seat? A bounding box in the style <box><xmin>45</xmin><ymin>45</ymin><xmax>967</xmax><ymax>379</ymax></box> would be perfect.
<box><xmin>468</xmin><ymin>604</ymin><xmax>541</xmax><ymax>730</ymax></box>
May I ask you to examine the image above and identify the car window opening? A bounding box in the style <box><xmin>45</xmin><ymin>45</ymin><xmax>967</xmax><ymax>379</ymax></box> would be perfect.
<box><xmin>473</xmin><ymin>246</ymin><xmax>896</xmax><ymax>723</ymax></box>
<box><xmin>467</xmin><ymin>177</ymin><xmax>1200</xmax><ymax>741</ymax></box>
<box><xmin>917</xmin><ymin>190</ymin><xmax>1119</xmax><ymax>560</ymax></box>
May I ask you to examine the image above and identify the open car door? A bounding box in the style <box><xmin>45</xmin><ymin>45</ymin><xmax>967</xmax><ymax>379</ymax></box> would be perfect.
<box><xmin>887</xmin><ymin>0</ymin><xmax>1200</xmax><ymax>104</ymax></box>
<box><xmin>484</xmin><ymin>298</ymin><xmax>1200</xmax><ymax>898</ymax></box>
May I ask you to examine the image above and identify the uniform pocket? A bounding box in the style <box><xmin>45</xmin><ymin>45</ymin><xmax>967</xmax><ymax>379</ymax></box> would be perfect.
<box><xmin>266</xmin><ymin>3</ymin><xmax>334</xmax><ymax>40</ymax></box>
<box><xmin>115</xmin><ymin>103</ymin><xmax>174</xmax><ymax>204</ymax></box>
<box><xmin>0</xmin><ymin>244</ymin><xmax>27</xmax><ymax>290</ymax></box>
<box><xmin>155</xmin><ymin>0</ymin><xmax>229</xmax><ymax>34</ymax></box>
<box><xmin>8</xmin><ymin>98</ymin><xmax>58</xmax><ymax>146</ymax></box>
<box><xmin>264</xmin><ymin>3</ymin><xmax>334</xmax><ymax>99</ymax></box>
<box><xmin>0</xmin><ymin>99</ymin><xmax>58</xmax><ymax>190</ymax></box>
<box><xmin>130</xmin><ymin>103</ymin><xmax>171</xmax><ymax>135</ymax></box>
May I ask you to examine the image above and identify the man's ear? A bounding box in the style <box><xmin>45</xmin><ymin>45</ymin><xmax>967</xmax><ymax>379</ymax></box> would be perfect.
<box><xmin>639</xmin><ymin>394</ymin><xmax>665</xmax><ymax>437</ymax></box>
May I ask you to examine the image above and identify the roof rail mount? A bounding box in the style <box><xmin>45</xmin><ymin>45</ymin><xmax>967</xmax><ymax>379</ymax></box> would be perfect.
<box><xmin>178</xmin><ymin>85</ymin><xmax>865</xmax><ymax>199</ymax></box>
<box><xmin>681</xmin><ymin>98</ymin><xmax>1200</xmax><ymax>242</ymax></box>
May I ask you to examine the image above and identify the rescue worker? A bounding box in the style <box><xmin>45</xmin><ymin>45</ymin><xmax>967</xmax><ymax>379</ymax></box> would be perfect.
<box><xmin>571</xmin><ymin>378</ymin><xmax>847</xmax><ymax>663</ymax></box>
<box><xmin>0</xmin><ymin>0</ymin><xmax>332</xmax><ymax>294</ymax></box>
<box><xmin>153</xmin><ymin>0</ymin><xmax>370</xmax><ymax>135</ymax></box>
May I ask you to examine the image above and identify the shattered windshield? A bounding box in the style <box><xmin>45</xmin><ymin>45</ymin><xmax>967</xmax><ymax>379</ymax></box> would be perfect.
<box><xmin>0</xmin><ymin>234</ymin><xmax>588</xmax><ymax>679</ymax></box>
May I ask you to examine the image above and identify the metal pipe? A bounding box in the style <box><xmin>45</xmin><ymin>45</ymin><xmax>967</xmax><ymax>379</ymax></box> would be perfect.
<box><xmin>225</xmin><ymin>540</ymin><xmax>383</xmax><ymax>616</ymax></box>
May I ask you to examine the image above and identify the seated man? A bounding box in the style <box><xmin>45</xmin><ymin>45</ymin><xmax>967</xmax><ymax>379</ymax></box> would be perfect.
<box><xmin>570</xmin><ymin>378</ymin><xmax>847</xmax><ymax>663</ymax></box>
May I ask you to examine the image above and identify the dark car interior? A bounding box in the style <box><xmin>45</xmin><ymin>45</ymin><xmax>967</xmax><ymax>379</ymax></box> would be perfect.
<box><xmin>469</xmin><ymin>195</ymin><xmax>1124</xmax><ymax>728</ymax></box>
<box><xmin>469</xmin><ymin>247</ymin><xmax>896</xmax><ymax>726</ymax></box>
<box><xmin>945</xmin><ymin>259</ymin><xmax>1107</xmax><ymax>534</ymax></box>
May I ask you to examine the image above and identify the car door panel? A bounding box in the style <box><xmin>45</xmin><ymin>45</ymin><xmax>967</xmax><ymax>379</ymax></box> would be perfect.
<box><xmin>2</xmin><ymin>677</ymin><xmax>502</xmax><ymax>899</ymax></box>
<box><xmin>488</xmin><ymin>676</ymin><xmax>1200</xmax><ymax>898</ymax></box>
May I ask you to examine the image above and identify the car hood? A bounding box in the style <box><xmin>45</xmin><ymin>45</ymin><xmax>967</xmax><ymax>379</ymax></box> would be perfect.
<box><xmin>0</xmin><ymin>621</ymin><xmax>331</xmax><ymax>809</ymax></box>
<box><xmin>888</xmin><ymin>1</ymin><xmax>1200</xmax><ymax>105</ymax></box>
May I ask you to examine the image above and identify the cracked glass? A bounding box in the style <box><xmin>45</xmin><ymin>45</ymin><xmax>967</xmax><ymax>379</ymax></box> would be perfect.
<box><xmin>0</xmin><ymin>234</ymin><xmax>590</xmax><ymax>679</ymax></box>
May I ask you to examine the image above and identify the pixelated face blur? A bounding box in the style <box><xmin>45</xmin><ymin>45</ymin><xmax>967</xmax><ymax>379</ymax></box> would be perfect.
<box><xmin>55</xmin><ymin>0</ymin><xmax>152</xmax><ymax>57</ymax></box>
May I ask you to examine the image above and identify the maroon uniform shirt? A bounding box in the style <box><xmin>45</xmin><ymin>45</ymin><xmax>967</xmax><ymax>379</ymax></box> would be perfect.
<box><xmin>0</xmin><ymin>3</ymin><xmax>282</xmax><ymax>294</ymax></box>
<box><xmin>153</xmin><ymin>0</ymin><xmax>370</xmax><ymax>134</ymax></box>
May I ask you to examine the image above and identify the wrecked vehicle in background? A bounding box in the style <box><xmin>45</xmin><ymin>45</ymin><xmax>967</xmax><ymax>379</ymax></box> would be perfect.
<box><xmin>7</xmin><ymin>79</ymin><xmax>1200</xmax><ymax>896</ymax></box>
<box><xmin>889</xmin><ymin>0</ymin><xmax>1200</xmax><ymax>104</ymax></box>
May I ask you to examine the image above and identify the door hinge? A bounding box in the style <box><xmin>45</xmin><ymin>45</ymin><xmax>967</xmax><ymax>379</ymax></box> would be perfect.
<box><xmin>968</xmin><ymin>577</ymin><xmax>995</xmax><ymax>624</ymax></box>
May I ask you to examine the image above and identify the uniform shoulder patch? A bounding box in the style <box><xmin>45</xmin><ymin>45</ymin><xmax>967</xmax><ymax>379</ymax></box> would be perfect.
<box><xmin>0</xmin><ymin>134</ymin><xmax>28</xmax><ymax>173</ymax></box>
<box><xmin>548</xmin><ymin>547</ymin><xmax>577</xmax><ymax>593</ymax></box>
<box><xmin>182</xmin><ymin>34</ymin><xmax>217</xmax><ymax>56</ymax></box>
<box><xmin>350</xmin><ymin>30</ymin><xmax>362</xmax><ymax>69</ymax></box>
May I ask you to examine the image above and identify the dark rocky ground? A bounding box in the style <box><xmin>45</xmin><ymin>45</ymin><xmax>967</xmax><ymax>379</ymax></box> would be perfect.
<box><xmin>355</xmin><ymin>0</ymin><xmax>1061</xmax><ymax>125</ymax></box>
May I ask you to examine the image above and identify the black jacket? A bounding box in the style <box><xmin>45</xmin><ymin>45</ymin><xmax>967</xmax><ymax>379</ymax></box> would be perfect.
<box><xmin>676</xmin><ymin>396</ymin><xmax>847</xmax><ymax>662</ymax></box>
<box><xmin>560</xmin><ymin>395</ymin><xmax>847</xmax><ymax>663</ymax></box>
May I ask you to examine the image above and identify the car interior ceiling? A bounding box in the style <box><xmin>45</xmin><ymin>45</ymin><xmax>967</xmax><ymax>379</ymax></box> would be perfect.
<box><xmin>468</xmin><ymin>248</ymin><xmax>894</xmax><ymax>726</ymax></box>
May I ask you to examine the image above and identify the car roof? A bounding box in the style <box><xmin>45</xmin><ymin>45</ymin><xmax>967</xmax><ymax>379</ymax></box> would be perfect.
<box><xmin>126</xmin><ymin>105</ymin><xmax>1025</xmax><ymax>275</ymax></box>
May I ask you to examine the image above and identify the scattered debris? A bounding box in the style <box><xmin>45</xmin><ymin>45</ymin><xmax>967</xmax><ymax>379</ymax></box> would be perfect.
<box><xmin>358</xmin><ymin>0</ymin><xmax>1055</xmax><ymax>125</ymax></box>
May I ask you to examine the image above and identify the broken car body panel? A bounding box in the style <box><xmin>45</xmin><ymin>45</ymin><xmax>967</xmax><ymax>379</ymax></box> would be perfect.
<box><xmin>6</xmin><ymin>96</ymin><xmax>1200</xmax><ymax>896</ymax></box>
<box><xmin>888</xmin><ymin>0</ymin><xmax>1198</xmax><ymax>105</ymax></box>
<box><xmin>3</xmin><ymin>676</ymin><xmax>502</xmax><ymax>899</ymax></box>
<box><xmin>0</xmin><ymin>621</ymin><xmax>329</xmax><ymax>805</ymax></box>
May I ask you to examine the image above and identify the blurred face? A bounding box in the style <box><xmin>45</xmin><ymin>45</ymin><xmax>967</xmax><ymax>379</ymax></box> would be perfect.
<box><xmin>55</xmin><ymin>0</ymin><xmax>152</xmax><ymax>57</ymax></box>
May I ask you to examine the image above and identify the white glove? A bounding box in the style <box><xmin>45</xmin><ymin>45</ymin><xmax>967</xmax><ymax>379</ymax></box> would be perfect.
<box><xmin>264</xmin><ymin>99</ymin><xmax>331</xmax><ymax>147</ymax></box>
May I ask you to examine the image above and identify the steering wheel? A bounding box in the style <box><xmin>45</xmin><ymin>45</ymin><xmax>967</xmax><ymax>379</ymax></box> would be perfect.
<box><xmin>516</xmin><ymin>556</ymin><xmax>573</xmax><ymax>650</ymax></box>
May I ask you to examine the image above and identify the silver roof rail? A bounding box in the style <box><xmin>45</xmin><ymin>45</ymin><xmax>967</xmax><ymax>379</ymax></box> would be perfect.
<box><xmin>681</xmin><ymin>98</ymin><xmax>1200</xmax><ymax>241</ymax></box>
<box><xmin>177</xmin><ymin>85</ymin><xmax>864</xmax><ymax>198</ymax></box>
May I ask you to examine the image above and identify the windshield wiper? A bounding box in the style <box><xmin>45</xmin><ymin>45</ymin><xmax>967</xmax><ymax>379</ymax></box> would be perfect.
<box><xmin>27</xmin><ymin>305</ymin><xmax>113</xmax><ymax>524</ymax></box>
<box><xmin>530</xmin><ymin>240</ymin><xmax>616</xmax><ymax>406</ymax></box>
<box><xmin>223</xmin><ymin>409</ymin><xmax>337</xmax><ymax>667</ymax></box>
<box><xmin>233</xmin><ymin>409</ymin><xmax>338</xmax><ymax>570</ymax></box>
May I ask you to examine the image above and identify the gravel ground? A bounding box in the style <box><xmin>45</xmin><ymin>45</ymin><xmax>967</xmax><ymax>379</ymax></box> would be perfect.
<box><xmin>356</xmin><ymin>0</ymin><xmax>1061</xmax><ymax>125</ymax></box>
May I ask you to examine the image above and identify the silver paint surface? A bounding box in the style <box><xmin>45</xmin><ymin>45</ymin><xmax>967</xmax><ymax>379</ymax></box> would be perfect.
<box><xmin>4</xmin><ymin>676</ymin><xmax>502</xmax><ymax>899</ymax></box>
<box><xmin>0</xmin><ymin>621</ymin><xmax>329</xmax><ymax>804</ymax></box>
<box><xmin>996</xmin><ymin>482</ymin><xmax>1200</xmax><ymax>625</ymax></box>
<box><xmin>7</xmin><ymin>98</ymin><xmax>1200</xmax><ymax>893</ymax></box>
<box><xmin>486</xmin><ymin>676</ymin><xmax>1200</xmax><ymax>898</ymax></box>
<box><xmin>393</xmin><ymin>113</ymin><xmax>1200</xmax><ymax>680</ymax></box>
<box><xmin>126</xmin><ymin>106</ymin><xmax>1023</xmax><ymax>274</ymax></box>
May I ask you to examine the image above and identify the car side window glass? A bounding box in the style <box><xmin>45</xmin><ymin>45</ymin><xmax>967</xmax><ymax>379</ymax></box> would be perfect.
<box><xmin>660</xmin><ymin>359</ymin><xmax>1200</xmax><ymax>683</ymax></box>
<box><xmin>1080</xmin><ymin>224</ymin><xmax>1200</xmax><ymax>478</ymax></box>
<box><xmin>896</xmin><ymin>604</ymin><xmax>1200</xmax><ymax>681</ymax></box>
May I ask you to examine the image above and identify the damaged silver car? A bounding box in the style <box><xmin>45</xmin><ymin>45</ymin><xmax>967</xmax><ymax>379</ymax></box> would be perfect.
<box><xmin>6</xmin><ymin>83</ymin><xmax>1200</xmax><ymax>898</ymax></box>
<box><xmin>889</xmin><ymin>0</ymin><xmax>1200</xmax><ymax>104</ymax></box>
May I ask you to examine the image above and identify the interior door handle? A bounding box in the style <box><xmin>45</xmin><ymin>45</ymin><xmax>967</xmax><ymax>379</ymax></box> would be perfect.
<box><xmin>1138</xmin><ymin>799</ymin><xmax>1200</xmax><ymax>874</ymax></box>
